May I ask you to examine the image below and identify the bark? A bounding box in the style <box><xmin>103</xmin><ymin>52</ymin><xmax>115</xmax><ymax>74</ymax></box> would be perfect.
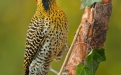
<box><xmin>61</xmin><ymin>0</ymin><xmax>112</xmax><ymax>75</ymax></box>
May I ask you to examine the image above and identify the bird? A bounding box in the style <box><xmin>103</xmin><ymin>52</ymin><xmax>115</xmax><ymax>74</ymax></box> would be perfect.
<box><xmin>24</xmin><ymin>0</ymin><xmax>68</xmax><ymax>75</ymax></box>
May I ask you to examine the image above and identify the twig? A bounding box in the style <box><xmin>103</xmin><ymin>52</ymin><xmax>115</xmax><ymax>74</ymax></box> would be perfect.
<box><xmin>58</xmin><ymin>23</ymin><xmax>82</xmax><ymax>75</ymax></box>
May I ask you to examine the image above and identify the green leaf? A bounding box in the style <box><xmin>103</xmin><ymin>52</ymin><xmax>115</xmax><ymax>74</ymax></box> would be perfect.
<box><xmin>81</xmin><ymin>0</ymin><xmax>102</xmax><ymax>8</ymax></box>
<box><xmin>76</xmin><ymin>64</ymin><xmax>91</xmax><ymax>75</ymax></box>
<box><xmin>86</xmin><ymin>48</ymin><xmax>106</xmax><ymax>75</ymax></box>
<box><xmin>76</xmin><ymin>48</ymin><xmax>106</xmax><ymax>75</ymax></box>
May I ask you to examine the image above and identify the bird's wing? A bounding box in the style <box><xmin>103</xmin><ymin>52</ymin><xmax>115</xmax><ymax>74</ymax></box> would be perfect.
<box><xmin>24</xmin><ymin>18</ymin><xmax>52</xmax><ymax>75</ymax></box>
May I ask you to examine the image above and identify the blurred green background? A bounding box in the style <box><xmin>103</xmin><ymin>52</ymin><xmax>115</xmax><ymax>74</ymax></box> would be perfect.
<box><xmin>0</xmin><ymin>0</ymin><xmax>121</xmax><ymax>75</ymax></box>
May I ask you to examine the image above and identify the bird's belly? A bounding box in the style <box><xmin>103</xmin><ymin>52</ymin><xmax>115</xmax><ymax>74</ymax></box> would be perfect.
<box><xmin>37</xmin><ymin>32</ymin><xmax>67</xmax><ymax>62</ymax></box>
<box><xmin>29</xmin><ymin>23</ymin><xmax>68</xmax><ymax>75</ymax></box>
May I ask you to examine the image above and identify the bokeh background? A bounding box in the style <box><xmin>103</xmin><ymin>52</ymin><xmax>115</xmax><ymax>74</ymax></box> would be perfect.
<box><xmin>0</xmin><ymin>0</ymin><xmax>121</xmax><ymax>75</ymax></box>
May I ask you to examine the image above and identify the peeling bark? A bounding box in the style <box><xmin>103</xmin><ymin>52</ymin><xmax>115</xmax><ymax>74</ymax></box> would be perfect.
<box><xmin>62</xmin><ymin>1</ymin><xmax>112</xmax><ymax>75</ymax></box>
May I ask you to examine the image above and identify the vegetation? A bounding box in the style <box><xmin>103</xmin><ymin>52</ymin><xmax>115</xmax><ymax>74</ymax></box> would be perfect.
<box><xmin>0</xmin><ymin>0</ymin><xmax>121</xmax><ymax>75</ymax></box>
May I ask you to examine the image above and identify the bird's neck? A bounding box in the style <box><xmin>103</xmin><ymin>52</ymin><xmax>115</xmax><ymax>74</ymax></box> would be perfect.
<box><xmin>37</xmin><ymin>0</ymin><xmax>57</xmax><ymax>11</ymax></box>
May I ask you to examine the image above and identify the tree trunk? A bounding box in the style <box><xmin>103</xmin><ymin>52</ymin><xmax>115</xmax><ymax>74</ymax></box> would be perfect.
<box><xmin>58</xmin><ymin>0</ymin><xmax>112</xmax><ymax>75</ymax></box>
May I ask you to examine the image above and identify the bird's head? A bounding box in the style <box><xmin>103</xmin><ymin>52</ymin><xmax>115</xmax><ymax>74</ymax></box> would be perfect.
<box><xmin>36</xmin><ymin>0</ymin><xmax>50</xmax><ymax>10</ymax></box>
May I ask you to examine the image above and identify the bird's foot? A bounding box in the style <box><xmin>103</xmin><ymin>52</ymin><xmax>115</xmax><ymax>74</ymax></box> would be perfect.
<box><xmin>50</xmin><ymin>67</ymin><xmax>58</xmax><ymax>75</ymax></box>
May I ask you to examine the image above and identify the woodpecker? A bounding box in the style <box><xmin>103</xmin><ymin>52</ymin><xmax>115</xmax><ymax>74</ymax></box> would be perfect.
<box><xmin>24</xmin><ymin>0</ymin><xmax>68</xmax><ymax>75</ymax></box>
